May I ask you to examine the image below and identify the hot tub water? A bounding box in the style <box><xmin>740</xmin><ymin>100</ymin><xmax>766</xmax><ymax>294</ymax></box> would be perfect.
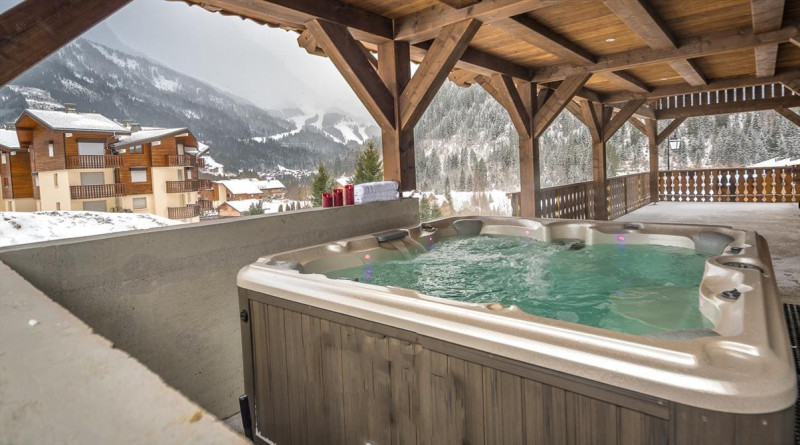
<box><xmin>327</xmin><ymin>235</ymin><xmax>713</xmax><ymax>336</ymax></box>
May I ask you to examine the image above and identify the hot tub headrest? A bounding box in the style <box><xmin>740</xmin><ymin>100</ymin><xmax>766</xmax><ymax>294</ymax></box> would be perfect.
<box><xmin>693</xmin><ymin>231</ymin><xmax>734</xmax><ymax>256</ymax></box>
<box><xmin>453</xmin><ymin>219</ymin><xmax>484</xmax><ymax>236</ymax></box>
<box><xmin>375</xmin><ymin>229</ymin><xmax>409</xmax><ymax>243</ymax></box>
<box><xmin>270</xmin><ymin>260</ymin><xmax>304</xmax><ymax>272</ymax></box>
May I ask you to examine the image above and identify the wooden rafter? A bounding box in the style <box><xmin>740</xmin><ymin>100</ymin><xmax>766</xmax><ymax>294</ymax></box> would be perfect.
<box><xmin>564</xmin><ymin>100</ymin><xmax>588</xmax><ymax>127</ymax></box>
<box><xmin>0</xmin><ymin>0</ymin><xmax>132</xmax><ymax>85</ymax></box>
<box><xmin>602</xmin><ymin>0</ymin><xmax>707</xmax><ymax>86</ymax></box>
<box><xmin>493</xmin><ymin>15</ymin><xmax>594</xmax><ymax>65</ymax></box>
<box><xmin>531</xmin><ymin>26</ymin><xmax>798</xmax><ymax>83</ymax></box>
<box><xmin>775</xmin><ymin>106</ymin><xmax>800</xmax><ymax>127</ymax></box>
<box><xmin>603</xmin><ymin>71</ymin><xmax>650</xmax><ymax>93</ymax></box>
<box><xmin>306</xmin><ymin>19</ymin><xmax>395</xmax><ymax>130</ymax></box>
<box><xmin>476</xmin><ymin>74</ymin><xmax>530</xmax><ymax>136</ymax></box>
<box><xmin>792</xmin><ymin>37</ymin><xmax>800</xmax><ymax>48</ymax></box>
<box><xmin>751</xmin><ymin>0</ymin><xmax>786</xmax><ymax>78</ymax></box>
<box><xmin>655</xmin><ymin>94</ymin><xmax>800</xmax><ymax>119</ymax></box>
<box><xmin>783</xmin><ymin>79</ymin><xmax>800</xmax><ymax>95</ymax></box>
<box><xmin>656</xmin><ymin>118</ymin><xmax>687</xmax><ymax>145</ymax></box>
<box><xmin>400</xmin><ymin>19</ymin><xmax>481</xmax><ymax>131</ymax></box>
<box><xmin>533</xmin><ymin>73</ymin><xmax>592</xmax><ymax>138</ymax></box>
<box><xmin>628</xmin><ymin>116</ymin><xmax>647</xmax><ymax>135</ymax></box>
<box><xmin>603</xmin><ymin>99</ymin><xmax>647</xmax><ymax>142</ymax></box>
<box><xmin>604</xmin><ymin>70</ymin><xmax>800</xmax><ymax>103</ymax></box>
<box><xmin>394</xmin><ymin>0</ymin><xmax>557</xmax><ymax>43</ymax></box>
<box><xmin>580</xmin><ymin>100</ymin><xmax>602</xmax><ymax>142</ymax></box>
<box><xmin>411</xmin><ymin>40</ymin><xmax>529</xmax><ymax>79</ymax></box>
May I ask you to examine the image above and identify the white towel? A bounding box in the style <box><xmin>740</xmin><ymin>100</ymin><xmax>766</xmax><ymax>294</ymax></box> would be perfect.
<box><xmin>355</xmin><ymin>191</ymin><xmax>397</xmax><ymax>204</ymax></box>
<box><xmin>354</xmin><ymin>181</ymin><xmax>398</xmax><ymax>197</ymax></box>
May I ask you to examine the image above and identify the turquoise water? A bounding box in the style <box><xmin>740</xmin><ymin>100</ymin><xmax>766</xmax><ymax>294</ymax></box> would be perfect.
<box><xmin>326</xmin><ymin>235</ymin><xmax>713</xmax><ymax>336</ymax></box>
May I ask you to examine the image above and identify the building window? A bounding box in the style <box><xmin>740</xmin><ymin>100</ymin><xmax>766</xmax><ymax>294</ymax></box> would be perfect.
<box><xmin>130</xmin><ymin>145</ymin><xmax>143</xmax><ymax>154</ymax></box>
<box><xmin>2</xmin><ymin>178</ymin><xmax>8</xmax><ymax>188</ymax></box>
<box><xmin>56</xmin><ymin>202</ymin><xmax>61</xmax><ymax>210</ymax></box>
<box><xmin>48</xmin><ymin>141</ymin><xmax>54</xmax><ymax>157</ymax></box>
<box><xmin>1</xmin><ymin>153</ymin><xmax>6</xmax><ymax>164</ymax></box>
<box><xmin>131</xmin><ymin>168</ymin><xmax>147</xmax><ymax>183</ymax></box>
<box><xmin>53</xmin><ymin>173</ymin><xmax>58</xmax><ymax>187</ymax></box>
<box><xmin>132</xmin><ymin>197</ymin><xmax>147</xmax><ymax>209</ymax></box>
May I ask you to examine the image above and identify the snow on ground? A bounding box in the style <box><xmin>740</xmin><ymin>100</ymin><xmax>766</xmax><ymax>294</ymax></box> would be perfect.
<box><xmin>0</xmin><ymin>211</ymin><xmax>181</xmax><ymax>247</ymax></box>
<box><xmin>426</xmin><ymin>190</ymin><xmax>513</xmax><ymax>215</ymax></box>
<box><xmin>201</xmin><ymin>155</ymin><xmax>224</xmax><ymax>176</ymax></box>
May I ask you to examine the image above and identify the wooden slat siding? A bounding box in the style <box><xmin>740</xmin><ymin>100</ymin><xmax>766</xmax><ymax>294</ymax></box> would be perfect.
<box><xmin>249</xmin><ymin>300</ymin><xmax>275</xmax><ymax>440</ymax></box>
<box><xmin>533</xmin><ymin>73</ymin><xmax>592</xmax><ymax>138</ymax></box>
<box><xmin>658</xmin><ymin>166</ymin><xmax>800</xmax><ymax>203</ymax></box>
<box><xmin>400</xmin><ymin>19</ymin><xmax>482</xmax><ymax>131</ymax></box>
<box><xmin>284</xmin><ymin>310</ymin><xmax>308</xmax><ymax>445</ymax></box>
<box><xmin>306</xmin><ymin>19</ymin><xmax>395</xmax><ymax>131</ymax></box>
<box><xmin>530</xmin><ymin>25</ymin><xmax>798</xmax><ymax>83</ymax></box>
<box><xmin>0</xmin><ymin>0</ymin><xmax>132</xmax><ymax>85</ymax></box>
<box><xmin>69</xmin><ymin>183</ymin><xmax>125</xmax><ymax>199</ymax></box>
<box><xmin>320</xmin><ymin>318</ymin><xmax>346</xmax><ymax>444</ymax></box>
<box><xmin>389</xmin><ymin>338</ymin><xmax>419</xmax><ymax>444</ymax></box>
<box><xmin>393</xmin><ymin>0</ymin><xmax>559</xmax><ymax>43</ymax></box>
<box><xmin>538</xmin><ymin>181</ymin><xmax>595</xmax><ymax>219</ymax></box>
<box><xmin>9</xmin><ymin>151</ymin><xmax>33</xmax><ymax>199</ymax></box>
<box><xmin>266</xmin><ymin>305</ymin><xmax>291</xmax><ymax>444</ymax></box>
<box><xmin>618</xmin><ymin>408</ymin><xmax>669</xmax><ymax>445</ymax></box>
<box><xmin>26</xmin><ymin>126</ymin><xmax>66</xmax><ymax>172</ymax></box>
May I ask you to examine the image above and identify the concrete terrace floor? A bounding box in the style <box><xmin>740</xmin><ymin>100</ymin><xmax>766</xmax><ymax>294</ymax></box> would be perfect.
<box><xmin>618</xmin><ymin>202</ymin><xmax>800</xmax><ymax>304</ymax></box>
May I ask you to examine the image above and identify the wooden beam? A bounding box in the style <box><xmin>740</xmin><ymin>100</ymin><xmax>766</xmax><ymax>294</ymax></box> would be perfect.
<box><xmin>476</xmin><ymin>74</ymin><xmax>530</xmax><ymax>136</ymax></box>
<box><xmin>394</xmin><ymin>0</ymin><xmax>557</xmax><ymax>43</ymax></box>
<box><xmin>774</xmin><ymin>106</ymin><xmax>800</xmax><ymax>127</ymax></box>
<box><xmin>0</xmin><ymin>0</ymin><xmax>132</xmax><ymax>86</ymax></box>
<box><xmin>306</xmin><ymin>19</ymin><xmax>395</xmax><ymax>130</ymax></box>
<box><xmin>448</xmin><ymin>69</ymin><xmax>479</xmax><ymax>87</ymax></box>
<box><xmin>179</xmin><ymin>0</ymin><xmax>393</xmax><ymax>41</ymax></box>
<box><xmin>792</xmin><ymin>36</ymin><xmax>800</xmax><ymax>48</ymax></box>
<box><xmin>580</xmin><ymin>100</ymin><xmax>602</xmax><ymax>142</ymax></box>
<box><xmin>517</xmin><ymin>81</ymin><xmax>541</xmax><ymax>218</ymax></box>
<box><xmin>751</xmin><ymin>0</ymin><xmax>785</xmax><ymax>77</ymax></box>
<box><xmin>412</xmin><ymin>40</ymin><xmax>530</xmax><ymax>79</ymax></box>
<box><xmin>604</xmin><ymin>70</ymin><xmax>800</xmax><ymax>102</ymax></box>
<box><xmin>656</xmin><ymin>94</ymin><xmax>800</xmax><ymax>119</ymax></box>
<box><xmin>602</xmin><ymin>0</ymin><xmax>707</xmax><ymax>86</ymax></box>
<box><xmin>400</xmin><ymin>19</ymin><xmax>481</xmax><ymax>131</ymax></box>
<box><xmin>656</xmin><ymin>118</ymin><xmax>687</xmax><ymax>145</ymax></box>
<box><xmin>602</xmin><ymin>71</ymin><xmax>650</xmax><ymax>93</ymax></box>
<box><xmin>628</xmin><ymin>116</ymin><xmax>647</xmax><ymax>135</ymax></box>
<box><xmin>493</xmin><ymin>15</ymin><xmax>594</xmax><ymax>65</ymax></box>
<box><xmin>531</xmin><ymin>26</ymin><xmax>798</xmax><ymax>83</ymax></box>
<box><xmin>533</xmin><ymin>73</ymin><xmax>592</xmax><ymax>138</ymax></box>
<box><xmin>603</xmin><ymin>99</ymin><xmax>647</xmax><ymax>142</ymax></box>
<box><xmin>378</xmin><ymin>40</ymin><xmax>415</xmax><ymax>191</ymax></box>
<box><xmin>783</xmin><ymin>79</ymin><xmax>800</xmax><ymax>95</ymax></box>
<box><xmin>645</xmin><ymin>118</ymin><xmax>659</xmax><ymax>202</ymax></box>
<box><xmin>564</xmin><ymin>100</ymin><xmax>588</xmax><ymax>127</ymax></box>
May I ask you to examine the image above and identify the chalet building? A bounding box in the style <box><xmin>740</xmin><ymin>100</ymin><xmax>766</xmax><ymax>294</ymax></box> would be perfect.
<box><xmin>254</xmin><ymin>179</ymin><xmax>285</xmax><ymax>199</ymax></box>
<box><xmin>0</xmin><ymin>126</ymin><xmax>35</xmax><ymax>212</ymax></box>
<box><xmin>203</xmin><ymin>179</ymin><xmax>287</xmax><ymax>210</ymax></box>
<box><xmin>13</xmin><ymin>107</ymin><xmax>212</xmax><ymax>221</ymax></box>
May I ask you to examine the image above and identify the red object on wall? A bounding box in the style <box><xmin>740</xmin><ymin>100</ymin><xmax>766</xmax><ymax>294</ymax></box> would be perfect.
<box><xmin>345</xmin><ymin>184</ymin><xmax>354</xmax><ymax>205</ymax></box>
<box><xmin>333</xmin><ymin>188</ymin><xmax>344</xmax><ymax>206</ymax></box>
<box><xmin>322</xmin><ymin>192</ymin><xmax>333</xmax><ymax>208</ymax></box>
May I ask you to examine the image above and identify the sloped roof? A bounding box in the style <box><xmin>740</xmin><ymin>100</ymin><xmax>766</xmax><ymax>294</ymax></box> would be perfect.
<box><xmin>22</xmin><ymin>109</ymin><xmax>129</xmax><ymax>133</ymax></box>
<box><xmin>0</xmin><ymin>129</ymin><xmax>20</xmax><ymax>151</ymax></box>
<box><xmin>110</xmin><ymin>127</ymin><xmax>190</xmax><ymax>148</ymax></box>
<box><xmin>254</xmin><ymin>179</ymin><xmax>285</xmax><ymax>190</ymax></box>
<box><xmin>223</xmin><ymin>199</ymin><xmax>262</xmax><ymax>213</ymax></box>
<box><xmin>219</xmin><ymin>179</ymin><xmax>263</xmax><ymax>195</ymax></box>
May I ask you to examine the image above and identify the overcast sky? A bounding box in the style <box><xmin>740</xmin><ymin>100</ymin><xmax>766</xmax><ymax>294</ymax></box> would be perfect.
<box><xmin>1</xmin><ymin>0</ymin><xmax>373</xmax><ymax>120</ymax></box>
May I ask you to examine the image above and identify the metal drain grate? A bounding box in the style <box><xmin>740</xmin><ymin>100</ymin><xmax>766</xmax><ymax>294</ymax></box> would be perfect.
<box><xmin>783</xmin><ymin>303</ymin><xmax>800</xmax><ymax>444</ymax></box>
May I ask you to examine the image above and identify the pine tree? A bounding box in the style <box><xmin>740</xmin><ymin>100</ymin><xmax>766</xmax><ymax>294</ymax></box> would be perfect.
<box><xmin>444</xmin><ymin>177</ymin><xmax>453</xmax><ymax>204</ymax></box>
<box><xmin>353</xmin><ymin>140</ymin><xmax>383</xmax><ymax>184</ymax></box>
<box><xmin>311</xmin><ymin>162</ymin><xmax>333</xmax><ymax>207</ymax></box>
<box><xmin>246</xmin><ymin>200</ymin><xmax>265</xmax><ymax>215</ymax></box>
<box><xmin>430</xmin><ymin>200</ymin><xmax>443</xmax><ymax>219</ymax></box>
<box><xmin>419</xmin><ymin>195</ymin><xmax>432</xmax><ymax>221</ymax></box>
<box><xmin>278</xmin><ymin>204</ymin><xmax>284</xmax><ymax>212</ymax></box>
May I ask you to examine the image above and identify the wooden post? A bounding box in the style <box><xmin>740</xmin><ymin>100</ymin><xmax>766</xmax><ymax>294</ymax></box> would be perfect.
<box><xmin>518</xmin><ymin>81</ymin><xmax>541</xmax><ymax>218</ymax></box>
<box><xmin>645</xmin><ymin>118</ymin><xmax>659</xmax><ymax>203</ymax></box>
<box><xmin>378</xmin><ymin>41</ymin><xmax>415</xmax><ymax>190</ymax></box>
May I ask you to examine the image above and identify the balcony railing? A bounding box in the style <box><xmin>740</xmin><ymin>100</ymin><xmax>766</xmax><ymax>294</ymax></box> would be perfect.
<box><xmin>67</xmin><ymin>155</ymin><xmax>123</xmax><ymax>169</ymax></box>
<box><xmin>70</xmin><ymin>183</ymin><xmax>125</xmax><ymax>199</ymax></box>
<box><xmin>196</xmin><ymin>158</ymin><xmax>205</xmax><ymax>169</ymax></box>
<box><xmin>168</xmin><ymin>204</ymin><xmax>200</xmax><ymax>219</ymax></box>
<box><xmin>659</xmin><ymin>166</ymin><xmax>799</xmax><ymax>203</ymax></box>
<box><xmin>607</xmin><ymin>172</ymin><xmax>651</xmax><ymax>219</ymax></box>
<box><xmin>2</xmin><ymin>188</ymin><xmax>12</xmax><ymax>199</ymax></box>
<box><xmin>166</xmin><ymin>154</ymin><xmax>196</xmax><ymax>167</ymax></box>
<box><xmin>198</xmin><ymin>199</ymin><xmax>214</xmax><ymax>212</ymax></box>
<box><xmin>166</xmin><ymin>180</ymin><xmax>199</xmax><ymax>193</ymax></box>
<box><xmin>198</xmin><ymin>179</ymin><xmax>213</xmax><ymax>190</ymax></box>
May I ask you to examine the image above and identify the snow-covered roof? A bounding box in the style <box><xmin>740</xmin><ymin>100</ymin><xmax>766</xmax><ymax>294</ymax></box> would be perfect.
<box><xmin>218</xmin><ymin>179</ymin><xmax>263</xmax><ymax>195</ymax></box>
<box><xmin>223</xmin><ymin>199</ymin><xmax>262</xmax><ymax>213</ymax></box>
<box><xmin>22</xmin><ymin>109</ymin><xmax>129</xmax><ymax>133</ymax></box>
<box><xmin>748</xmin><ymin>158</ymin><xmax>800</xmax><ymax>167</ymax></box>
<box><xmin>254</xmin><ymin>179</ymin><xmax>285</xmax><ymax>190</ymax></box>
<box><xmin>223</xmin><ymin>199</ymin><xmax>307</xmax><ymax>214</ymax></box>
<box><xmin>110</xmin><ymin>127</ymin><xmax>190</xmax><ymax>148</ymax></box>
<box><xmin>335</xmin><ymin>175</ymin><xmax>350</xmax><ymax>187</ymax></box>
<box><xmin>0</xmin><ymin>129</ymin><xmax>20</xmax><ymax>150</ymax></box>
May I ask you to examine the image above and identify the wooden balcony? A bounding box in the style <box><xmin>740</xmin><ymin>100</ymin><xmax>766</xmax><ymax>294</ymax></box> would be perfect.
<box><xmin>198</xmin><ymin>179</ymin><xmax>213</xmax><ymax>190</ymax></box>
<box><xmin>70</xmin><ymin>183</ymin><xmax>125</xmax><ymax>199</ymax></box>
<box><xmin>197</xmin><ymin>199</ymin><xmax>214</xmax><ymax>212</ymax></box>
<box><xmin>196</xmin><ymin>157</ymin><xmax>205</xmax><ymax>169</ymax></box>
<box><xmin>659</xmin><ymin>166</ymin><xmax>799</xmax><ymax>203</ymax></box>
<box><xmin>166</xmin><ymin>180</ymin><xmax>199</xmax><ymax>193</ymax></box>
<box><xmin>166</xmin><ymin>154</ymin><xmax>196</xmax><ymax>167</ymax></box>
<box><xmin>2</xmin><ymin>187</ymin><xmax>12</xmax><ymax>199</ymax></box>
<box><xmin>67</xmin><ymin>155</ymin><xmax>123</xmax><ymax>169</ymax></box>
<box><xmin>168</xmin><ymin>204</ymin><xmax>200</xmax><ymax>219</ymax></box>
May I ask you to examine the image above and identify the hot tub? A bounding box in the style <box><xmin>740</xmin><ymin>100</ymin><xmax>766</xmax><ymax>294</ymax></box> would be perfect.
<box><xmin>237</xmin><ymin>216</ymin><xmax>796</xmax><ymax>444</ymax></box>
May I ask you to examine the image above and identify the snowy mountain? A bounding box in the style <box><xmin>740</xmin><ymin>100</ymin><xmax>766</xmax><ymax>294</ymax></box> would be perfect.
<box><xmin>0</xmin><ymin>38</ymin><xmax>372</xmax><ymax>173</ymax></box>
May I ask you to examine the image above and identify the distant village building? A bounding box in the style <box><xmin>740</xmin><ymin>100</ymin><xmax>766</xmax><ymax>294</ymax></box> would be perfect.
<box><xmin>203</xmin><ymin>178</ymin><xmax>286</xmax><ymax>209</ymax></box>
<box><xmin>0</xmin><ymin>126</ymin><xmax>35</xmax><ymax>212</ymax></box>
<box><xmin>8</xmin><ymin>106</ymin><xmax>210</xmax><ymax>222</ymax></box>
<box><xmin>217</xmin><ymin>197</ymin><xmax>306</xmax><ymax>218</ymax></box>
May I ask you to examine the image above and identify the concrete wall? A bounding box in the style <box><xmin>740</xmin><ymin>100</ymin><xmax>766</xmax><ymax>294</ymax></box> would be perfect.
<box><xmin>0</xmin><ymin>262</ymin><xmax>248</xmax><ymax>444</ymax></box>
<box><xmin>0</xmin><ymin>198</ymin><xmax>419</xmax><ymax>418</ymax></box>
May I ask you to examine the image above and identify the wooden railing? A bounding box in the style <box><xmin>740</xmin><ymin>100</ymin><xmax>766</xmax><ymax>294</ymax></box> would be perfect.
<box><xmin>66</xmin><ymin>155</ymin><xmax>123</xmax><ymax>169</ymax></box>
<box><xmin>658</xmin><ymin>166</ymin><xmax>799</xmax><ymax>203</ymax></box>
<box><xmin>166</xmin><ymin>154</ymin><xmax>196</xmax><ymax>167</ymax></box>
<box><xmin>166</xmin><ymin>180</ymin><xmax>199</xmax><ymax>193</ymax></box>
<box><xmin>196</xmin><ymin>157</ymin><xmax>205</xmax><ymax>169</ymax></box>
<box><xmin>198</xmin><ymin>199</ymin><xmax>214</xmax><ymax>212</ymax></box>
<box><xmin>538</xmin><ymin>181</ymin><xmax>595</xmax><ymax>219</ymax></box>
<box><xmin>2</xmin><ymin>187</ymin><xmax>12</xmax><ymax>199</ymax></box>
<box><xmin>168</xmin><ymin>204</ymin><xmax>200</xmax><ymax>219</ymax></box>
<box><xmin>198</xmin><ymin>179</ymin><xmax>213</xmax><ymax>190</ymax></box>
<box><xmin>607</xmin><ymin>172</ymin><xmax>651</xmax><ymax>219</ymax></box>
<box><xmin>70</xmin><ymin>183</ymin><xmax>125</xmax><ymax>199</ymax></box>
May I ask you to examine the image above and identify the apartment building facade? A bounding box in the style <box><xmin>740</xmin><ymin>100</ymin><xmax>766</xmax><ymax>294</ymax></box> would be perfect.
<box><xmin>0</xmin><ymin>127</ymin><xmax>36</xmax><ymax>212</ymax></box>
<box><xmin>13</xmin><ymin>107</ymin><xmax>211</xmax><ymax>222</ymax></box>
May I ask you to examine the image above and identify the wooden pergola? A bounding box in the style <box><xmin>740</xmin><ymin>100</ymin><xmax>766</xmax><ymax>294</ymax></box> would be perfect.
<box><xmin>1</xmin><ymin>0</ymin><xmax>799</xmax><ymax>219</ymax></box>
